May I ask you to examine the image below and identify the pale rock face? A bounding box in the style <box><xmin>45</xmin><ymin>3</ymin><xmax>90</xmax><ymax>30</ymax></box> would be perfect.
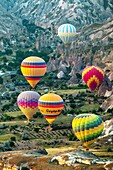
<box><xmin>108</xmin><ymin>72</ymin><xmax>113</xmax><ymax>81</ymax></box>
<box><xmin>0</xmin><ymin>0</ymin><xmax>113</xmax><ymax>36</ymax></box>
<box><xmin>102</xmin><ymin>119</ymin><xmax>113</xmax><ymax>136</ymax></box>
<box><xmin>47</xmin><ymin>58</ymin><xmax>57</xmax><ymax>72</ymax></box>
<box><xmin>57</xmin><ymin>71</ymin><xmax>65</xmax><ymax>79</ymax></box>
<box><xmin>109</xmin><ymin>32</ymin><xmax>113</xmax><ymax>39</ymax></box>
<box><xmin>100</xmin><ymin>94</ymin><xmax>113</xmax><ymax>112</ymax></box>
<box><xmin>104</xmin><ymin>90</ymin><xmax>112</xmax><ymax>97</ymax></box>
<box><xmin>98</xmin><ymin>74</ymin><xmax>112</xmax><ymax>97</ymax></box>
<box><xmin>59</xmin><ymin>61</ymin><xmax>68</xmax><ymax>73</ymax></box>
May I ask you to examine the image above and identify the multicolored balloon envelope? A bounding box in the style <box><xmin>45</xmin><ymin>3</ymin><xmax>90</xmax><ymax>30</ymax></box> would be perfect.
<box><xmin>72</xmin><ymin>114</ymin><xmax>104</xmax><ymax>148</ymax></box>
<box><xmin>58</xmin><ymin>23</ymin><xmax>76</xmax><ymax>45</ymax></box>
<box><xmin>17</xmin><ymin>91</ymin><xmax>40</xmax><ymax>120</ymax></box>
<box><xmin>21</xmin><ymin>56</ymin><xmax>47</xmax><ymax>88</ymax></box>
<box><xmin>82</xmin><ymin>66</ymin><xmax>104</xmax><ymax>91</ymax></box>
<box><xmin>38</xmin><ymin>93</ymin><xmax>64</xmax><ymax>125</ymax></box>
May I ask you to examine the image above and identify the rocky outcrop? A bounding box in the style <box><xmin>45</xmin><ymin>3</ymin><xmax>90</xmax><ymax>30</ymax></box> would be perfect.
<box><xmin>101</xmin><ymin>94</ymin><xmax>113</xmax><ymax>112</ymax></box>
<box><xmin>0</xmin><ymin>4</ymin><xmax>22</xmax><ymax>36</ymax></box>
<box><xmin>96</xmin><ymin>118</ymin><xmax>113</xmax><ymax>149</ymax></box>
<box><xmin>0</xmin><ymin>0</ymin><xmax>113</xmax><ymax>37</ymax></box>
<box><xmin>57</xmin><ymin>71</ymin><xmax>65</xmax><ymax>79</ymax></box>
<box><xmin>11</xmin><ymin>0</ymin><xmax>113</xmax><ymax>28</ymax></box>
<box><xmin>97</xmin><ymin>74</ymin><xmax>112</xmax><ymax>97</ymax></box>
<box><xmin>47</xmin><ymin>58</ymin><xmax>57</xmax><ymax>72</ymax></box>
<box><xmin>51</xmin><ymin>149</ymin><xmax>113</xmax><ymax>166</ymax></box>
<box><xmin>103</xmin><ymin>118</ymin><xmax>113</xmax><ymax>136</ymax></box>
<box><xmin>67</xmin><ymin>73</ymin><xmax>78</xmax><ymax>85</ymax></box>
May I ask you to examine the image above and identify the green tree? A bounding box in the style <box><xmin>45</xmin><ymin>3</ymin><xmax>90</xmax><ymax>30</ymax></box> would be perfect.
<box><xmin>5</xmin><ymin>49</ymin><xmax>13</xmax><ymax>55</ymax></box>
<box><xmin>0</xmin><ymin>77</ymin><xmax>3</xmax><ymax>84</ymax></box>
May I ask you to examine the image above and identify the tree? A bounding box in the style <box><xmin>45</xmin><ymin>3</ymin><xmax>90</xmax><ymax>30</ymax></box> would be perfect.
<box><xmin>21</xmin><ymin>132</ymin><xmax>29</xmax><ymax>140</ymax></box>
<box><xmin>5</xmin><ymin>49</ymin><xmax>13</xmax><ymax>55</ymax></box>
<box><xmin>2</xmin><ymin>56</ymin><xmax>8</xmax><ymax>63</ymax></box>
<box><xmin>0</xmin><ymin>77</ymin><xmax>3</xmax><ymax>84</ymax></box>
<box><xmin>10</xmin><ymin>136</ymin><xmax>16</xmax><ymax>142</ymax></box>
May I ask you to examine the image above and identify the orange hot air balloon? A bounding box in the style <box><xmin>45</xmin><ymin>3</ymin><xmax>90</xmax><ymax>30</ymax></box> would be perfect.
<box><xmin>21</xmin><ymin>56</ymin><xmax>47</xmax><ymax>88</ymax></box>
<box><xmin>82</xmin><ymin>66</ymin><xmax>104</xmax><ymax>91</ymax></box>
<box><xmin>17</xmin><ymin>91</ymin><xmax>40</xmax><ymax>121</ymax></box>
<box><xmin>38</xmin><ymin>93</ymin><xmax>64</xmax><ymax>125</ymax></box>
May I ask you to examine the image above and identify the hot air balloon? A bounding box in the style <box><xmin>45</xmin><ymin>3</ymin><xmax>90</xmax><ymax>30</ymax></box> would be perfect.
<box><xmin>21</xmin><ymin>56</ymin><xmax>47</xmax><ymax>88</ymax></box>
<box><xmin>38</xmin><ymin>93</ymin><xmax>64</xmax><ymax>125</ymax></box>
<box><xmin>17</xmin><ymin>91</ymin><xmax>40</xmax><ymax>121</ymax></box>
<box><xmin>72</xmin><ymin>114</ymin><xmax>104</xmax><ymax>148</ymax></box>
<box><xmin>82</xmin><ymin>66</ymin><xmax>104</xmax><ymax>91</ymax></box>
<box><xmin>58</xmin><ymin>23</ymin><xmax>76</xmax><ymax>45</ymax></box>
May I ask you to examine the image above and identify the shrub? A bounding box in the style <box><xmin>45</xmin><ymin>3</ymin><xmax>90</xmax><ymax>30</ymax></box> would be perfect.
<box><xmin>34</xmin><ymin>127</ymin><xmax>40</xmax><ymax>133</ymax></box>
<box><xmin>0</xmin><ymin>77</ymin><xmax>3</xmax><ymax>84</ymax></box>
<box><xmin>3</xmin><ymin>141</ymin><xmax>11</xmax><ymax>151</ymax></box>
<box><xmin>9</xmin><ymin>141</ymin><xmax>15</xmax><ymax>147</ymax></box>
<box><xmin>70</xmin><ymin>103</ymin><xmax>76</xmax><ymax>109</ymax></box>
<box><xmin>107</xmin><ymin>147</ymin><xmax>112</xmax><ymax>152</ymax></box>
<box><xmin>17</xmin><ymin>115</ymin><xmax>26</xmax><ymax>120</ymax></box>
<box><xmin>92</xmin><ymin>110</ymin><xmax>97</xmax><ymax>114</ymax></box>
<box><xmin>33</xmin><ymin>112</ymin><xmax>43</xmax><ymax>118</ymax></box>
<box><xmin>10</xmin><ymin>136</ymin><xmax>16</xmax><ymax>141</ymax></box>
<box><xmin>67</xmin><ymin>133</ymin><xmax>77</xmax><ymax>141</ymax></box>
<box><xmin>21</xmin><ymin>132</ymin><xmax>29</xmax><ymax>140</ymax></box>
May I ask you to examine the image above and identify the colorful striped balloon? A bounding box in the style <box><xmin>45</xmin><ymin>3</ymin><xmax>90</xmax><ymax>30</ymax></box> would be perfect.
<box><xmin>21</xmin><ymin>56</ymin><xmax>47</xmax><ymax>88</ymax></box>
<box><xmin>58</xmin><ymin>24</ymin><xmax>76</xmax><ymax>45</ymax></box>
<box><xmin>82</xmin><ymin>66</ymin><xmax>104</xmax><ymax>91</ymax></box>
<box><xmin>38</xmin><ymin>93</ymin><xmax>64</xmax><ymax>125</ymax></box>
<box><xmin>17</xmin><ymin>91</ymin><xmax>40</xmax><ymax>120</ymax></box>
<box><xmin>72</xmin><ymin>114</ymin><xmax>104</xmax><ymax>148</ymax></box>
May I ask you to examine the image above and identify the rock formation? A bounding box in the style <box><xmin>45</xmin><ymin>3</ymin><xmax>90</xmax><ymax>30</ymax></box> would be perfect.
<box><xmin>98</xmin><ymin>74</ymin><xmax>112</xmax><ymax>97</ymax></box>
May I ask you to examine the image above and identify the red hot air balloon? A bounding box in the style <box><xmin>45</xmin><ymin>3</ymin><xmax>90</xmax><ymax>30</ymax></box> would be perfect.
<box><xmin>82</xmin><ymin>66</ymin><xmax>104</xmax><ymax>91</ymax></box>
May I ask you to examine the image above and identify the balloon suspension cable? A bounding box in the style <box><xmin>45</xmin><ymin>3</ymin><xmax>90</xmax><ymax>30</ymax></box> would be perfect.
<box><xmin>84</xmin><ymin>145</ymin><xmax>89</xmax><ymax>152</ymax></box>
<box><xmin>30</xmin><ymin>87</ymin><xmax>35</xmax><ymax>91</ymax></box>
<box><xmin>48</xmin><ymin>124</ymin><xmax>53</xmax><ymax>131</ymax></box>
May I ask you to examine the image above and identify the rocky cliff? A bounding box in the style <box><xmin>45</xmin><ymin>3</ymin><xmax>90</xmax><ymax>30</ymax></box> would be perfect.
<box><xmin>0</xmin><ymin>0</ymin><xmax>113</xmax><ymax>36</ymax></box>
<box><xmin>11</xmin><ymin>0</ymin><xmax>113</xmax><ymax>28</ymax></box>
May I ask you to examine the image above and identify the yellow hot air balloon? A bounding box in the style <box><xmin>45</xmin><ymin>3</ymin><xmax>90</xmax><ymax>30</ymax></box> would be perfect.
<box><xmin>58</xmin><ymin>23</ymin><xmax>76</xmax><ymax>45</ymax></box>
<box><xmin>21</xmin><ymin>56</ymin><xmax>47</xmax><ymax>88</ymax></box>
<box><xmin>38</xmin><ymin>93</ymin><xmax>64</xmax><ymax>124</ymax></box>
<box><xmin>17</xmin><ymin>91</ymin><xmax>40</xmax><ymax>121</ymax></box>
<box><xmin>72</xmin><ymin>114</ymin><xmax>104</xmax><ymax>148</ymax></box>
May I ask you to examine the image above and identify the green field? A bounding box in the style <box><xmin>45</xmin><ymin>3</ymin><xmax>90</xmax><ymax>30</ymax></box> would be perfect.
<box><xmin>0</xmin><ymin>114</ymin><xmax>73</xmax><ymax>126</ymax></box>
<box><xmin>51</xmin><ymin>89</ymin><xmax>86</xmax><ymax>95</ymax></box>
<box><xmin>80</xmin><ymin>104</ymin><xmax>99</xmax><ymax>112</ymax></box>
<box><xmin>0</xmin><ymin>87</ymin><xmax>104</xmax><ymax>145</ymax></box>
<box><xmin>0</xmin><ymin>134</ymin><xmax>20</xmax><ymax>142</ymax></box>
<box><xmin>5</xmin><ymin>111</ymin><xmax>23</xmax><ymax>117</ymax></box>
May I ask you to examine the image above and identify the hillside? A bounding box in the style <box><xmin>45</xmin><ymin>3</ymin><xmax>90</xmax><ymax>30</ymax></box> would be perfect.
<box><xmin>0</xmin><ymin>0</ymin><xmax>113</xmax><ymax>36</ymax></box>
<box><xmin>0</xmin><ymin>1</ymin><xmax>113</xmax><ymax>168</ymax></box>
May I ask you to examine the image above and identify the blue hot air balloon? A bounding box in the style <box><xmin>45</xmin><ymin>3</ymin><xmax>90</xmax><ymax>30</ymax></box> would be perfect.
<box><xmin>58</xmin><ymin>23</ymin><xmax>76</xmax><ymax>45</ymax></box>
